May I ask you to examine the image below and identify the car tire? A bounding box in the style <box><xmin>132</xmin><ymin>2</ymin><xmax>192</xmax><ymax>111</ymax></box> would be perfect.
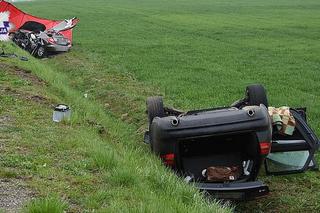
<box><xmin>35</xmin><ymin>46</ymin><xmax>47</xmax><ymax>58</ymax></box>
<box><xmin>146</xmin><ymin>96</ymin><xmax>165</xmax><ymax>126</ymax></box>
<box><xmin>246</xmin><ymin>84</ymin><xmax>268</xmax><ymax>108</ymax></box>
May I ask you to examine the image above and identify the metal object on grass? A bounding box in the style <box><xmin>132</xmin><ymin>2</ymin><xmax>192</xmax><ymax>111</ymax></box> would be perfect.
<box><xmin>53</xmin><ymin>104</ymin><xmax>71</xmax><ymax>122</ymax></box>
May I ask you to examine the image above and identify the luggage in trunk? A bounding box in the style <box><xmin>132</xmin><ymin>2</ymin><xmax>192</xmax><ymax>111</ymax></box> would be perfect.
<box><xmin>179</xmin><ymin>132</ymin><xmax>260</xmax><ymax>182</ymax></box>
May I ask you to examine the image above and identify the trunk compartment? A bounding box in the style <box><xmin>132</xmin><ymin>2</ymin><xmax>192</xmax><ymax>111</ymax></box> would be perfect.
<box><xmin>178</xmin><ymin>132</ymin><xmax>268</xmax><ymax>200</ymax></box>
<box><xmin>179</xmin><ymin>132</ymin><xmax>261</xmax><ymax>182</ymax></box>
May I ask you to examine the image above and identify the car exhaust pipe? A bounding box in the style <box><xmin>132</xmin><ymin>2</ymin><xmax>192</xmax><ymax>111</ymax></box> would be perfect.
<box><xmin>247</xmin><ymin>109</ymin><xmax>255</xmax><ymax>117</ymax></box>
<box><xmin>171</xmin><ymin>117</ymin><xmax>179</xmax><ymax>126</ymax></box>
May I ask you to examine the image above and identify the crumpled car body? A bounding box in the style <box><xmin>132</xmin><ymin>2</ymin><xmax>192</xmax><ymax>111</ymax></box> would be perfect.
<box><xmin>11</xmin><ymin>18</ymin><xmax>78</xmax><ymax>58</ymax></box>
<box><xmin>0</xmin><ymin>1</ymin><xmax>79</xmax><ymax>58</ymax></box>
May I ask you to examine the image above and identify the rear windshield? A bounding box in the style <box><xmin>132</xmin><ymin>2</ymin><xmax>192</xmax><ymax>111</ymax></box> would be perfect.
<box><xmin>20</xmin><ymin>21</ymin><xmax>46</xmax><ymax>32</ymax></box>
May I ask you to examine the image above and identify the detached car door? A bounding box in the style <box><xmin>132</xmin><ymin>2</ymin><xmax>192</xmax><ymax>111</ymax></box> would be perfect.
<box><xmin>265</xmin><ymin>108</ymin><xmax>319</xmax><ymax>175</ymax></box>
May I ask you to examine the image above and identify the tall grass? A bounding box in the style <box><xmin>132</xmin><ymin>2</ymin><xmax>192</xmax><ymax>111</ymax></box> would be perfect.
<box><xmin>23</xmin><ymin>197</ymin><xmax>67</xmax><ymax>213</ymax></box>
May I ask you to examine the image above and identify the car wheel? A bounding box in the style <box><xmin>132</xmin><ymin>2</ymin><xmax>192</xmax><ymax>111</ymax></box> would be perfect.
<box><xmin>246</xmin><ymin>84</ymin><xmax>268</xmax><ymax>108</ymax></box>
<box><xmin>146</xmin><ymin>96</ymin><xmax>165</xmax><ymax>126</ymax></box>
<box><xmin>36</xmin><ymin>46</ymin><xmax>47</xmax><ymax>58</ymax></box>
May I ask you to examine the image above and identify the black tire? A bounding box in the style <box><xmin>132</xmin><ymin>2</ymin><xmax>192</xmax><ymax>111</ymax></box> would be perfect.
<box><xmin>35</xmin><ymin>46</ymin><xmax>47</xmax><ymax>58</ymax></box>
<box><xmin>246</xmin><ymin>84</ymin><xmax>268</xmax><ymax>108</ymax></box>
<box><xmin>146</xmin><ymin>96</ymin><xmax>165</xmax><ymax>125</ymax></box>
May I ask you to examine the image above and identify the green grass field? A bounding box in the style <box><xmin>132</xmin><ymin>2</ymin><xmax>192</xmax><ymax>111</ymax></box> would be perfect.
<box><xmin>1</xmin><ymin>0</ymin><xmax>320</xmax><ymax>212</ymax></box>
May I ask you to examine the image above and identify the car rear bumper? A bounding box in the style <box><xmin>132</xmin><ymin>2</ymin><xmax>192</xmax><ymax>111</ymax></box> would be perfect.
<box><xmin>150</xmin><ymin>105</ymin><xmax>272</xmax><ymax>156</ymax></box>
<box><xmin>46</xmin><ymin>44</ymin><xmax>70</xmax><ymax>52</ymax></box>
<box><xmin>195</xmin><ymin>181</ymin><xmax>269</xmax><ymax>200</ymax></box>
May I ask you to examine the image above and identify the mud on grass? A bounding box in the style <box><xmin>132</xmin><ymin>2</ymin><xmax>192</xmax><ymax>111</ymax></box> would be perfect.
<box><xmin>0</xmin><ymin>64</ymin><xmax>47</xmax><ymax>86</ymax></box>
<box><xmin>0</xmin><ymin>64</ymin><xmax>52</xmax><ymax>106</ymax></box>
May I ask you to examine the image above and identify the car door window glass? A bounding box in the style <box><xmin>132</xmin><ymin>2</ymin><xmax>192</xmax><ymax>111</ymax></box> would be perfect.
<box><xmin>266</xmin><ymin>150</ymin><xmax>309</xmax><ymax>173</ymax></box>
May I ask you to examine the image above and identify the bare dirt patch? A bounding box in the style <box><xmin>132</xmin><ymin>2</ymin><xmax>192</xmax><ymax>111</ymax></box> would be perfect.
<box><xmin>0</xmin><ymin>86</ymin><xmax>51</xmax><ymax>106</ymax></box>
<box><xmin>0</xmin><ymin>64</ymin><xmax>47</xmax><ymax>86</ymax></box>
<box><xmin>0</xmin><ymin>179</ymin><xmax>35</xmax><ymax>212</ymax></box>
<box><xmin>1</xmin><ymin>64</ymin><xmax>53</xmax><ymax>106</ymax></box>
<box><xmin>13</xmin><ymin>67</ymin><xmax>47</xmax><ymax>86</ymax></box>
<box><xmin>0</xmin><ymin>86</ymin><xmax>20</xmax><ymax>97</ymax></box>
<box><xmin>26</xmin><ymin>95</ymin><xmax>49</xmax><ymax>105</ymax></box>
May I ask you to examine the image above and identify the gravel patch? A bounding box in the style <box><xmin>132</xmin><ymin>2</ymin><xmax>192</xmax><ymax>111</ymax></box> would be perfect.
<box><xmin>0</xmin><ymin>179</ymin><xmax>34</xmax><ymax>212</ymax></box>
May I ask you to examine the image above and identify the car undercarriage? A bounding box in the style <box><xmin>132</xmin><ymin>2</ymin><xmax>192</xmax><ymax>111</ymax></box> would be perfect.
<box><xmin>145</xmin><ymin>84</ymin><xmax>319</xmax><ymax>200</ymax></box>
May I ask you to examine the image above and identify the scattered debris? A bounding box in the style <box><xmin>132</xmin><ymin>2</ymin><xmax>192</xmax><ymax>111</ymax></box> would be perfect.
<box><xmin>52</xmin><ymin>104</ymin><xmax>71</xmax><ymax>123</ymax></box>
<box><xmin>87</xmin><ymin>119</ymin><xmax>108</xmax><ymax>136</ymax></box>
<box><xmin>98</xmin><ymin>126</ymin><xmax>108</xmax><ymax>135</ymax></box>
<box><xmin>121</xmin><ymin>113</ymin><xmax>129</xmax><ymax>120</ymax></box>
<box><xmin>0</xmin><ymin>48</ymin><xmax>28</xmax><ymax>61</ymax></box>
<box><xmin>268</xmin><ymin>106</ymin><xmax>296</xmax><ymax>135</ymax></box>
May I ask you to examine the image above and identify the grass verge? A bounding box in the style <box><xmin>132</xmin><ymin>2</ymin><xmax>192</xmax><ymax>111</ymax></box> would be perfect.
<box><xmin>0</xmin><ymin>42</ymin><xmax>230</xmax><ymax>212</ymax></box>
<box><xmin>1</xmin><ymin>0</ymin><xmax>320</xmax><ymax>211</ymax></box>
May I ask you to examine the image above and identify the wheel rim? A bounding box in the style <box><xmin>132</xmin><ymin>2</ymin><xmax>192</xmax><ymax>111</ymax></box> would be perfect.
<box><xmin>38</xmin><ymin>47</ymin><xmax>44</xmax><ymax>56</ymax></box>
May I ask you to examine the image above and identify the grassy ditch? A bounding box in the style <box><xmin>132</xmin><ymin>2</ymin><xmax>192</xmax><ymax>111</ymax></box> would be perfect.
<box><xmin>1</xmin><ymin>0</ymin><xmax>320</xmax><ymax>212</ymax></box>
<box><xmin>0</xmin><ymin>43</ymin><xmax>230</xmax><ymax>212</ymax></box>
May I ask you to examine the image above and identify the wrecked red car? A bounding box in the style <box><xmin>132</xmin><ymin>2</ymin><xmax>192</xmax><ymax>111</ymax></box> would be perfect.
<box><xmin>11</xmin><ymin>18</ymin><xmax>78</xmax><ymax>58</ymax></box>
<box><xmin>0</xmin><ymin>1</ymin><xmax>79</xmax><ymax>57</ymax></box>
